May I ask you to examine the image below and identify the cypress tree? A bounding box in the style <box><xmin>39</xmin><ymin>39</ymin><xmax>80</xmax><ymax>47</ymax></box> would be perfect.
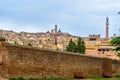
<box><xmin>76</xmin><ymin>37</ymin><xmax>85</xmax><ymax>54</ymax></box>
<box><xmin>66</xmin><ymin>37</ymin><xmax>85</xmax><ymax>54</ymax></box>
<box><xmin>66</xmin><ymin>39</ymin><xmax>76</xmax><ymax>52</ymax></box>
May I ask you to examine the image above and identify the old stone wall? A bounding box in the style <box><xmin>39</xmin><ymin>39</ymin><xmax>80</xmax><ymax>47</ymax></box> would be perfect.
<box><xmin>112</xmin><ymin>60</ymin><xmax>120</xmax><ymax>76</ymax></box>
<box><xmin>0</xmin><ymin>43</ymin><xmax>120</xmax><ymax>78</ymax></box>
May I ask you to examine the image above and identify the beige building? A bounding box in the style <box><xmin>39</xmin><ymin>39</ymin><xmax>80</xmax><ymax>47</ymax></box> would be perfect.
<box><xmin>83</xmin><ymin>17</ymin><xmax>118</xmax><ymax>59</ymax></box>
<box><xmin>0</xmin><ymin>17</ymin><xmax>118</xmax><ymax>59</ymax></box>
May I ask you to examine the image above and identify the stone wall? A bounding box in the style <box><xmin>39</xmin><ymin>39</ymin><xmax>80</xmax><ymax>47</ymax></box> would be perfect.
<box><xmin>112</xmin><ymin>60</ymin><xmax>120</xmax><ymax>76</ymax></box>
<box><xmin>0</xmin><ymin>42</ymin><xmax>120</xmax><ymax>78</ymax></box>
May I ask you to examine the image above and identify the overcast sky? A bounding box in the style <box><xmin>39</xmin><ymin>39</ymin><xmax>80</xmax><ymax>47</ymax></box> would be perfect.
<box><xmin>0</xmin><ymin>0</ymin><xmax>120</xmax><ymax>37</ymax></box>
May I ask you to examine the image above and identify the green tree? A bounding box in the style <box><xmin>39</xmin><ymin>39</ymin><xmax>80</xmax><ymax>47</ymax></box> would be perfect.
<box><xmin>110</xmin><ymin>36</ymin><xmax>120</xmax><ymax>56</ymax></box>
<box><xmin>66</xmin><ymin>39</ymin><xmax>76</xmax><ymax>52</ymax></box>
<box><xmin>76</xmin><ymin>37</ymin><xmax>85</xmax><ymax>54</ymax></box>
<box><xmin>28</xmin><ymin>43</ymin><xmax>32</xmax><ymax>47</ymax></box>
<box><xmin>66</xmin><ymin>37</ymin><xmax>85</xmax><ymax>54</ymax></box>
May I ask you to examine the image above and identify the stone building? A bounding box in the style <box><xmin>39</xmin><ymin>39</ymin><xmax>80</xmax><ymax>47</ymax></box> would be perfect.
<box><xmin>84</xmin><ymin>17</ymin><xmax>118</xmax><ymax>59</ymax></box>
<box><xmin>0</xmin><ymin>17</ymin><xmax>118</xmax><ymax>59</ymax></box>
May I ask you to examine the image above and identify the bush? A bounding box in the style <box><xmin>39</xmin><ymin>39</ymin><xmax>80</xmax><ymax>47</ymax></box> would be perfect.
<box><xmin>10</xmin><ymin>77</ymin><xmax>67</xmax><ymax>80</ymax></box>
<box><xmin>28</xmin><ymin>43</ymin><xmax>32</xmax><ymax>47</ymax></box>
<box><xmin>17</xmin><ymin>77</ymin><xmax>24</xmax><ymax>80</ymax></box>
<box><xmin>114</xmin><ymin>75</ymin><xmax>120</xmax><ymax>78</ymax></box>
<box><xmin>9</xmin><ymin>78</ymin><xmax>17</xmax><ymax>80</ymax></box>
<box><xmin>110</xmin><ymin>37</ymin><xmax>120</xmax><ymax>57</ymax></box>
<box><xmin>9</xmin><ymin>77</ymin><xmax>25</xmax><ymax>80</ymax></box>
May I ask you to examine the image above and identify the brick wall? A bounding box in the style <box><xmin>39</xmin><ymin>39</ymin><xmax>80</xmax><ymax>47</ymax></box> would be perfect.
<box><xmin>0</xmin><ymin>42</ymin><xmax>120</xmax><ymax>78</ymax></box>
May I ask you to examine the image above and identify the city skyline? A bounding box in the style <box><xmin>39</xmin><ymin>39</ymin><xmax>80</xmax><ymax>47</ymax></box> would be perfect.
<box><xmin>0</xmin><ymin>0</ymin><xmax>120</xmax><ymax>37</ymax></box>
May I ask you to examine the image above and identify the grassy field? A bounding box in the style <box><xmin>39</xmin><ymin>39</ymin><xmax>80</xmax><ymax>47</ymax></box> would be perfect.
<box><xmin>9</xmin><ymin>77</ymin><xmax>69</xmax><ymax>80</ymax></box>
<box><xmin>9</xmin><ymin>77</ymin><xmax>120</xmax><ymax>80</ymax></box>
<box><xmin>92</xmin><ymin>78</ymin><xmax>119</xmax><ymax>80</ymax></box>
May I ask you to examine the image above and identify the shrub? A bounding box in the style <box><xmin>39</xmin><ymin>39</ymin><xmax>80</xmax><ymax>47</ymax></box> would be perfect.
<box><xmin>9</xmin><ymin>78</ymin><xmax>17</xmax><ymax>80</ymax></box>
<box><xmin>17</xmin><ymin>77</ymin><xmax>24</xmax><ymax>80</ymax></box>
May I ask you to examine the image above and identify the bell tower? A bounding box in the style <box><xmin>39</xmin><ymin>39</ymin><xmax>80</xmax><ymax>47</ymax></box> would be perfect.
<box><xmin>106</xmin><ymin>16</ymin><xmax>109</xmax><ymax>39</ymax></box>
<box><xmin>55</xmin><ymin>24</ymin><xmax>57</xmax><ymax>33</ymax></box>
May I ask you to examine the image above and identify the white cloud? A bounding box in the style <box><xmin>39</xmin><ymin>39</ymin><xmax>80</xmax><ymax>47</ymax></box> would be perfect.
<box><xmin>0</xmin><ymin>0</ymin><xmax>120</xmax><ymax>37</ymax></box>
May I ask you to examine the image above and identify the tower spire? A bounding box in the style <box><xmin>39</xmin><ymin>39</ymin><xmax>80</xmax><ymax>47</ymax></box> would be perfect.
<box><xmin>106</xmin><ymin>16</ymin><xmax>109</xmax><ymax>25</ymax></box>
<box><xmin>106</xmin><ymin>16</ymin><xmax>109</xmax><ymax>39</ymax></box>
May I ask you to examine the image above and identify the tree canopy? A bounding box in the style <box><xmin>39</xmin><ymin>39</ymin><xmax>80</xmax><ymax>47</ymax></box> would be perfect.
<box><xmin>66</xmin><ymin>37</ymin><xmax>85</xmax><ymax>54</ymax></box>
<box><xmin>66</xmin><ymin>39</ymin><xmax>76</xmax><ymax>52</ymax></box>
<box><xmin>110</xmin><ymin>36</ymin><xmax>120</xmax><ymax>56</ymax></box>
<box><xmin>110</xmin><ymin>37</ymin><xmax>120</xmax><ymax>46</ymax></box>
<box><xmin>76</xmin><ymin>37</ymin><xmax>85</xmax><ymax>54</ymax></box>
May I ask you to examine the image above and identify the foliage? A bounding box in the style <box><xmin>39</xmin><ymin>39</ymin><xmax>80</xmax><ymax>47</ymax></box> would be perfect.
<box><xmin>92</xmin><ymin>78</ymin><xmax>111</xmax><ymax>80</ymax></box>
<box><xmin>9</xmin><ymin>77</ymin><xmax>24</xmax><ymax>80</ymax></box>
<box><xmin>66</xmin><ymin>37</ymin><xmax>85</xmax><ymax>54</ymax></box>
<box><xmin>114</xmin><ymin>75</ymin><xmax>120</xmax><ymax>78</ymax></box>
<box><xmin>9</xmin><ymin>78</ymin><xmax>16</xmax><ymax>80</ymax></box>
<box><xmin>18</xmin><ymin>77</ymin><xmax>24</xmax><ymax>80</ymax></box>
<box><xmin>9</xmin><ymin>77</ymin><xmax>67</xmax><ymax>80</ymax></box>
<box><xmin>92</xmin><ymin>76</ymin><xmax>120</xmax><ymax>80</ymax></box>
<box><xmin>66</xmin><ymin>39</ymin><xmax>76</xmax><ymax>52</ymax></box>
<box><xmin>28</xmin><ymin>43</ymin><xmax>32</xmax><ymax>47</ymax></box>
<box><xmin>110</xmin><ymin>37</ymin><xmax>120</xmax><ymax>57</ymax></box>
<box><xmin>110</xmin><ymin>37</ymin><xmax>120</xmax><ymax>46</ymax></box>
<box><xmin>76</xmin><ymin>37</ymin><xmax>85</xmax><ymax>54</ymax></box>
<box><xmin>0</xmin><ymin>37</ymin><xmax>5</xmax><ymax>41</ymax></box>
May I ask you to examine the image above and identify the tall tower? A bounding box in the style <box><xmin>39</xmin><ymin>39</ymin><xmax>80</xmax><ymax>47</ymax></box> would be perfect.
<box><xmin>106</xmin><ymin>16</ymin><xmax>109</xmax><ymax>39</ymax></box>
<box><xmin>55</xmin><ymin>24</ymin><xmax>57</xmax><ymax>33</ymax></box>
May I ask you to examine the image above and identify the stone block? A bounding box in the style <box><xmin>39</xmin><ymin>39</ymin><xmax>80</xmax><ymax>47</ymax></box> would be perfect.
<box><xmin>103</xmin><ymin>72</ymin><xmax>112</xmax><ymax>78</ymax></box>
<box><xmin>74</xmin><ymin>72</ymin><xmax>84</xmax><ymax>79</ymax></box>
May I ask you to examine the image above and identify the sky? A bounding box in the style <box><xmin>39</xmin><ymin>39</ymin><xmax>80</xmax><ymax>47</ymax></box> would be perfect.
<box><xmin>0</xmin><ymin>0</ymin><xmax>120</xmax><ymax>37</ymax></box>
